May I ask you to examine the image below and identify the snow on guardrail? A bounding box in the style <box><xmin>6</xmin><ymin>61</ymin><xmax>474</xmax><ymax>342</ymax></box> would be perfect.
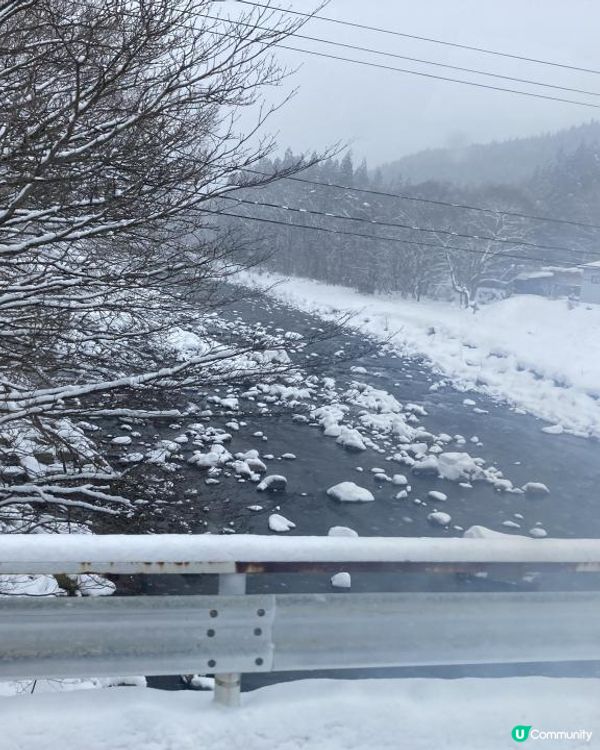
<box><xmin>1</xmin><ymin>534</ymin><xmax>600</xmax><ymax>575</ymax></box>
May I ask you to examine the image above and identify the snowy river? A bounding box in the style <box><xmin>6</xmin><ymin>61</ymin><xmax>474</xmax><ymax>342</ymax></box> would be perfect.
<box><xmin>93</xmin><ymin>289</ymin><xmax>600</xmax><ymax>689</ymax></box>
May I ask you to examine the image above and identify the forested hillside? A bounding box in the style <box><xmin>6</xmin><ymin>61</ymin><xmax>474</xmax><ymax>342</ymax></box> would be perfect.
<box><xmin>378</xmin><ymin>120</ymin><xmax>600</xmax><ymax>187</ymax></box>
<box><xmin>221</xmin><ymin>134</ymin><xmax>600</xmax><ymax>307</ymax></box>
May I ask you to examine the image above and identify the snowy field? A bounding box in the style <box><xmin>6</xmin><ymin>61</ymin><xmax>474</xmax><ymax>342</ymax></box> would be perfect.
<box><xmin>3</xmin><ymin>677</ymin><xmax>599</xmax><ymax>749</ymax></box>
<box><xmin>237</xmin><ymin>272</ymin><xmax>600</xmax><ymax>439</ymax></box>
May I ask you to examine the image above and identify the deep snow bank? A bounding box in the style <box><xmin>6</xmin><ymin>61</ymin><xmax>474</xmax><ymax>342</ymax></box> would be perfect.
<box><xmin>4</xmin><ymin>677</ymin><xmax>599</xmax><ymax>750</ymax></box>
<box><xmin>237</xmin><ymin>272</ymin><xmax>600</xmax><ymax>438</ymax></box>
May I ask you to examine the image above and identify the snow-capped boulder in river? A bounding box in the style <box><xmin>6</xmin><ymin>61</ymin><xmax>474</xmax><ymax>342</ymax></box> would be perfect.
<box><xmin>235</xmin><ymin>449</ymin><xmax>267</xmax><ymax>474</ymax></box>
<box><xmin>411</xmin><ymin>455</ymin><xmax>439</xmax><ymax>477</ymax></box>
<box><xmin>412</xmin><ymin>452</ymin><xmax>485</xmax><ymax>482</ymax></box>
<box><xmin>188</xmin><ymin>443</ymin><xmax>232</xmax><ymax>469</ymax></box>
<box><xmin>328</xmin><ymin>525</ymin><xmax>359</xmax><ymax>538</ymax></box>
<box><xmin>529</xmin><ymin>526</ymin><xmax>548</xmax><ymax>538</ymax></box>
<box><xmin>427</xmin><ymin>511</ymin><xmax>451</xmax><ymax>527</ymax></box>
<box><xmin>327</xmin><ymin>482</ymin><xmax>374</xmax><ymax>503</ymax></box>
<box><xmin>268</xmin><ymin>513</ymin><xmax>295</xmax><ymax>532</ymax></box>
<box><xmin>463</xmin><ymin>525</ymin><xmax>527</xmax><ymax>540</ymax></box>
<box><xmin>522</xmin><ymin>482</ymin><xmax>550</xmax><ymax>496</ymax></box>
<box><xmin>330</xmin><ymin>571</ymin><xmax>352</xmax><ymax>588</ymax></box>
<box><xmin>428</xmin><ymin>490</ymin><xmax>448</xmax><ymax>502</ymax></box>
<box><xmin>257</xmin><ymin>475</ymin><xmax>288</xmax><ymax>492</ymax></box>
<box><xmin>111</xmin><ymin>435</ymin><xmax>132</xmax><ymax>446</ymax></box>
<box><xmin>336</xmin><ymin>427</ymin><xmax>366</xmax><ymax>452</ymax></box>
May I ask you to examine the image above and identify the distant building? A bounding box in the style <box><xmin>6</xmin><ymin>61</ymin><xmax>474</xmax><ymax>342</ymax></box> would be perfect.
<box><xmin>512</xmin><ymin>267</ymin><xmax>582</xmax><ymax>299</ymax></box>
<box><xmin>580</xmin><ymin>260</ymin><xmax>600</xmax><ymax>304</ymax></box>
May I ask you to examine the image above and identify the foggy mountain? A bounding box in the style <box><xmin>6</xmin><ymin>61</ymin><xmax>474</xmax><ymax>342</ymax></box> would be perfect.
<box><xmin>224</xmin><ymin>123</ymin><xmax>600</xmax><ymax>305</ymax></box>
<box><xmin>377</xmin><ymin>120</ymin><xmax>600</xmax><ymax>187</ymax></box>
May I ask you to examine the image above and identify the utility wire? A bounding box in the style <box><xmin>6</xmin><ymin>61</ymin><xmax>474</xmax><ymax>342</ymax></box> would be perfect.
<box><xmin>58</xmin><ymin>3</ymin><xmax>600</xmax><ymax>243</ymax></box>
<box><xmin>188</xmin><ymin>16</ymin><xmax>600</xmax><ymax>109</ymax></box>
<box><xmin>204</xmin><ymin>13</ymin><xmax>600</xmax><ymax>99</ymax></box>
<box><xmin>234</xmin><ymin>0</ymin><xmax>600</xmax><ymax>77</ymax></box>
<box><xmin>272</xmin><ymin>43</ymin><xmax>600</xmax><ymax>110</ymax></box>
<box><xmin>242</xmin><ymin>168</ymin><xmax>600</xmax><ymax>233</ymax></box>
<box><xmin>161</xmin><ymin>149</ymin><xmax>600</xmax><ymax>261</ymax></box>
<box><xmin>218</xmin><ymin>193</ymin><xmax>598</xmax><ymax>259</ymax></box>
<box><xmin>67</xmin><ymin>1</ymin><xmax>600</xmax><ymax>109</ymax></box>
<box><xmin>204</xmin><ymin>205</ymin><xmax>590</xmax><ymax>268</ymax></box>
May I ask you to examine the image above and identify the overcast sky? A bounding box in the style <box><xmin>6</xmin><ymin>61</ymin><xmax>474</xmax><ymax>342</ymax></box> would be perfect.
<box><xmin>226</xmin><ymin>0</ymin><xmax>600</xmax><ymax>167</ymax></box>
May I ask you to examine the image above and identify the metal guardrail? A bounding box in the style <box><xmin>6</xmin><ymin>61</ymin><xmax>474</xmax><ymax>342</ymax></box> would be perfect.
<box><xmin>1</xmin><ymin>535</ymin><xmax>600</xmax><ymax>706</ymax></box>
<box><xmin>2</xmin><ymin>534</ymin><xmax>600</xmax><ymax>574</ymax></box>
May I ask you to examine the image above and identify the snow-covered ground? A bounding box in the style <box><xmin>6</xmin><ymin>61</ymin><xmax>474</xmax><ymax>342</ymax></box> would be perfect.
<box><xmin>3</xmin><ymin>677</ymin><xmax>599</xmax><ymax>749</ymax></box>
<box><xmin>237</xmin><ymin>272</ymin><xmax>600</xmax><ymax>439</ymax></box>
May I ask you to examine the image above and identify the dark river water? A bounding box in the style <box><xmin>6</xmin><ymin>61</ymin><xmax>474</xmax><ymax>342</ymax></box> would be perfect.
<box><xmin>99</xmin><ymin>289</ymin><xmax>600</xmax><ymax>690</ymax></box>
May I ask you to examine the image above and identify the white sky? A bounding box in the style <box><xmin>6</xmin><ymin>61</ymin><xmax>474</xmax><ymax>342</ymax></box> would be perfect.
<box><xmin>228</xmin><ymin>0</ymin><xmax>600</xmax><ymax>167</ymax></box>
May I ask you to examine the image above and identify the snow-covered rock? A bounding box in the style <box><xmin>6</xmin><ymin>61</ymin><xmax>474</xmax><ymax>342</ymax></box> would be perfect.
<box><xmin>119</xmin><ymin>452</ymin><xmax>144</xmax><ymax>464</ymax></box>
<box><xmin>541</xmin><ymin>424</ymin><xmax>564</xmax><ymax>435</ymax></box>
<box><xmin>427</xmin><ymin>511</ymin><xmax>451</xmax><ymax>527</ymax></box>
<box><xmin>328</xmin><ymin>526</ymin><xmax>359</xmax><ymax>538</ymax></box>
<box><xmin>437</xmin><ymin>452</ymin><xmax>484</xmax><ymax>481</ymax></box>
<box><xmin>164</xmin><ymin>327</ymin><xmax>207</xmax><ymax>360</ymax></box>
<box><xmin>428</xmin><ymin>490</ymin><xmax>447</xmax><ymax>502</ymax></box>
<box><xmin>336</xmin><ymin>427</ymin><xmax>366</xmax><ymax>452</ymax></box>
<box><xmin>257</xmin><ymin>475</ymin><xmax>288</xmax><ymax>492</ymax></box>
<box><xmin>235</xmin><ymin>449</ymin><xmax>267</xmax><ymax>473</ymax></box>
<box><xmin>411</xmin><ymin>455</ymin><xmax>439</xmax><ymax>477</ymax></box>
<box><xmin>327</xmin><ymin>482</ymin><xmax>374</xmax><ymax>503</ymax></box>
<box><xmin>188</xmin><ymin>444</ymin><xmax>232</xmax><ymax>469</ymax></box>
<box><xmin>311</xmin><ymin>404</ymin><xmax>347</xmax><ymax>435</ymax></box>
<box><xmin>268</xmin><ymin>513</ymin><xmax>295</xmax><ymax>532</ymax></box>
<box><xmin>413</xmin><ymin>452</ymin><xmax>486</xmax><ymax>483</ymax></box>
<box><xmin>529</xmin><ymin>527</ymin><xmax>548</xmax><ymax>538</ymax></box>
<box><xmin>111</xmin><ymin>436</ymin><xmax>131</xmax><ymax>446</ymax></box>
<box><xmin>463</xmin><ymin>525</ymin><xmax>527</xmax><ymax>540</ymax></box>
<box><xmin>523</xmin><ymin>482</ymin><xmax>550</xmax><ymax>496</ymax></box>
<box><xmin>330</xmin><ymin>571</ymin><xmax>352</xmax><ymax>588</ymax></box>
<box><xmin>230</xmin><ymin>460</ymin><xmax>259</xmax><ymax>481</ymax></box>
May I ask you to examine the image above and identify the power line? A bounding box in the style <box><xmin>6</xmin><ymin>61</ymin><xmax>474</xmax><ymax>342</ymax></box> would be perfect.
<box><xmin>272</xmin><ymin>43</ymin><xmax>600</xmax><ymax>110</ymax></box>
<box><xmin>157</xmin><ymin>146</ymin><xmax>600</xmax><ymax>263</ymax></box>
<box><xmin>55</xmin><ymin>3</ymin><xmax>600</xmax><ymax>242</ymax></box>
<box><xmin>218</xmin><ymin>193</ymin><xmax>598</xmax><ymax>259</ymax></box>
<box><xmin>234</xmin><ymin>0</ymin><xmax>600</xmax><ymax>77</ymax></box>
<box><xmin>204</xmin><ymin>205</ymin><xmax>588</xmax><ymax>268</ymax></box>
<box><xmin>196</xmin><ymin>21</ymin><xmax>600</xmax><ymax>110</ymax></box>
<box><xmin>204</xmin><ymin>13</ymin><xmax>600</xmax><ymax>100</ymax></box>
<box><xmin>67</xmin><ymin>1</ymin><xmax>600</xmax><ymax>110</ymax></box>
<box><xmin>242</xmin><ymin>168</ymin><xmax>600</xmax><ymax>233</ymax></box>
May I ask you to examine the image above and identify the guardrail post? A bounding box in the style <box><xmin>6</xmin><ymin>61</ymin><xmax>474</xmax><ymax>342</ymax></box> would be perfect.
<box><xmin>213</xmin><ymin>573</ymin><xmax>246</xmax><ymax>707</ymax></box>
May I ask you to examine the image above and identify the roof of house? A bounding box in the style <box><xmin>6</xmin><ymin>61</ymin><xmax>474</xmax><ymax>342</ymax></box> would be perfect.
<box><xmin>515</xmin><ymin>271</ymin><xmax>554</xmax><ymax>281</ymax></box>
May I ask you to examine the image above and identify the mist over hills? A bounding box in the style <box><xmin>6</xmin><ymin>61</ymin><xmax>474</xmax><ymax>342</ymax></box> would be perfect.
<box><xmin>377</xmin><ymin>120</ymin><xmax>600</xmax><ymax>187</ymax></box>
<box><xmin>220</xmin><ymin>120</ymin><xmax>600</xmax><ymax>306</ymax></box>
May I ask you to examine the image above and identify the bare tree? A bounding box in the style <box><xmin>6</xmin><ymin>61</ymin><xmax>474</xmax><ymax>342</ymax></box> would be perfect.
<box><xmin>0</xmin><ymin>0</ymin><xmax>321</xmax><ymax>518</ymax></box>
<box><xmin>435</xmin><ymin>187</ymin><xmax>534</xmax><ymax>308</ymax></box>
